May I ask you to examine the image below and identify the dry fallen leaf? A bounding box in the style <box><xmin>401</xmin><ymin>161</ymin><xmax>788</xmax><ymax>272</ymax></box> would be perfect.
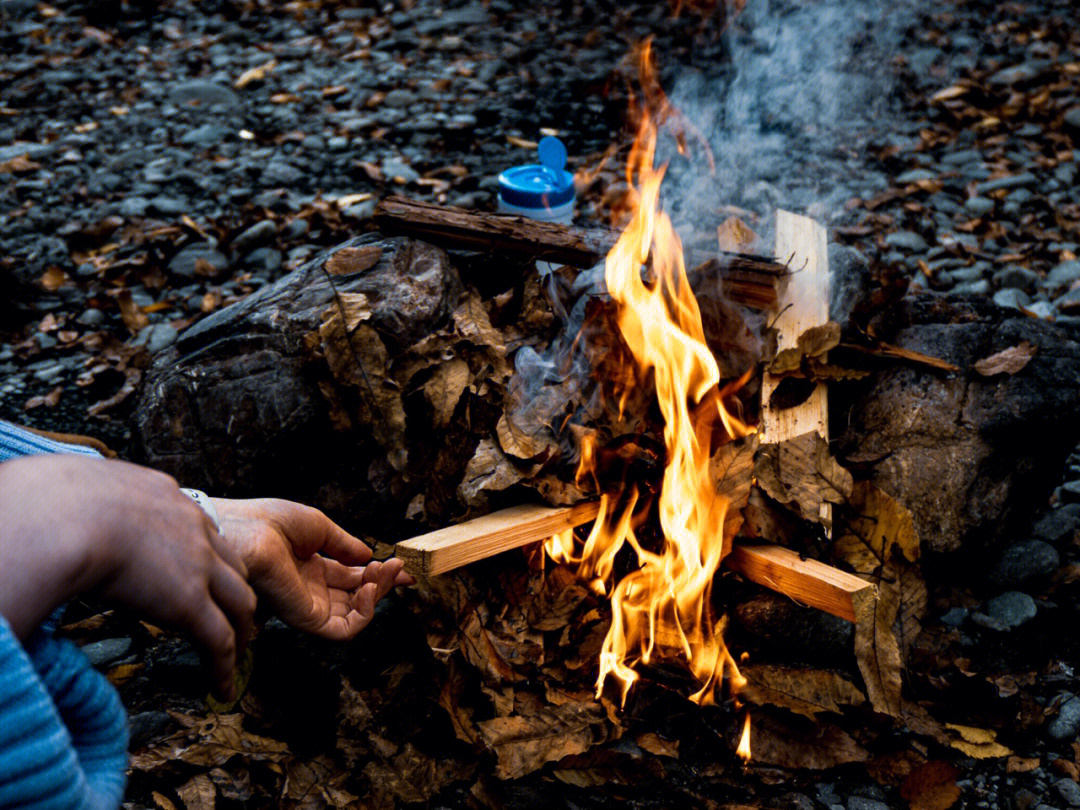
<box><xmin>477</xmin><ymin>700</ymin><xmax>609</xmax><ymax>780</ymax></box>
<box><xmin>130</xmin><ymin>713</ymin><xmax>289</xmax><ymax>771</ymax></box>
<box><xmin>0</xmin><ymin>153</ymin><xmax>41</xmax><ymax>173</ymax></box>
<box><xmin>944</xmin><ymin>724</ymin><xmax>1013</xmax><ymax>759</ymax></box>
<box><xmin>496</xmin><ymin>412</ymin><xmax>557</xmax><ymax>463</ymax></box>
<box><xmin>769</xmin><ymin>321</ymin><xmax>841</xmax><ymax>374</ymax></box>
<box><xmin>739</xmin><ymin>665</ymin><xmax>866</xmax><ymax>719</ymax></box>
<box><xmin>325</xmin><ymin>245</ymin><xmax>383</xmax><ymax>276</ymax></box>
<box><xmin>855</xmin><ymin>560</ymin><xmax>903</xmax><ymax>718</ymax></box>
<box><xmin>709</xmin><ymin>434</ymin><xmax>758</xmax><ymax>541</ymax></box>
<box><xmin>234</xmin><ymin>59</ymin><xmax>276</xmax><ymax>89</ymax></box>
<box><xmin>899</xmin><ymin>760</ymin><xmax>961</xmax><ymax>810</ymax></box>
<box><xmin>974</xmin><ymin>341</ymin><xmax>1036</xmax><ymax>376</ymax></box>
<box><xmin>176</xmin><ymin>773</ymin><xmax>216</xmax><ymax>810</ymax></box>
<box><xmin>835</xmin><ymin>481</ymin><xmax>921</xmax><ymax>572</ymax></box>
<box><xmin>116</xmin><ymin>289</ymin><xmax>149</xmax><ymax>334</ymax></box>
<box><xmin>424</xmin><ymin>358</ymin><xmax>471</xmax><ymax>428</ymax></box>
<box><xmin>635</xmin><ymin>732</ymin><xmax>679</xmax><ymax>759</ymax></box>
<box><xmin>755</xmin><ymin>430</ymin><xmax>852</xmax><ymax>527</ymax></box>
<box><xmin>748</xmin><ymin>710</ymin><xmax>869</xmax><ymax>770</ymax></box>
<box><xmin>525</xmin><ymin>565</ymin><xmax>591</xmax><ymax>631</ymax></box>
<box><xmin>1005</xmin><ymin>756</ymin><xmax>1040</xmax><ymax>773</ymax></box>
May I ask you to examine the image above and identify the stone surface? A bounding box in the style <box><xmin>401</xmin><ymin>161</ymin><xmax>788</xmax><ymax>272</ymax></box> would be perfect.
<box><xmin>168</xmin><ymin>242</ymin><xmax>228</xmax><ymax>279</ymax></box>
<box><xmin>1055</xmin><ymin>779</ymin><xmax>1080</xmax><ymax>809</ymax></box>
<box><xmin>985</xmin><ymin>591</ymin><xmax>1037</xmax><ymax>627</ymax></box>
<box><xmin>839</xmin><ymin>295</ymin><xmax>1080</xmax><ymax>558</ymax></box>
<box><xmin>1048</xmin><ymin>695</ymin><xmax>1080</xmax><ymax>741</ymax></box>
<box><xmin>992</xmin><ymin>540</ymin><xmax>1060</xmax><ymax>587</ymax></box>
<box><xmin>80</xmin><ymin>637</ymin><xmax>133</xmax><ymax>667</ymax></box>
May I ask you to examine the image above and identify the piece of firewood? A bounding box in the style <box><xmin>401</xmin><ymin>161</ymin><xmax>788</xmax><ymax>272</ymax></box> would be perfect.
<box><xmin>759</xmin><ymin>210</ymin><xmax>831</xmax><ymax>444</ymax></box>
<box><xmin>759</xmin><ymin>210</ymin><xmax>833</xmax><ymax>528</ymax></box>
<box><xmin>373</xmin><ymin>196</ymin><xmax>783</xmax><ymax>309</ymax></box>
<box><xmin>395</xmin><ymin>503</ymin><xmax>873</xmax><ymax>624</ymax></box>
<box><xmin>395</xmin><ymin>501</ymin><xmax>602</xmax><ymax>576</ymax></box>
<box><xmin>724</xmin><ymin>543</ymin><xmax>875</xmax><ymax>624</ymax></box>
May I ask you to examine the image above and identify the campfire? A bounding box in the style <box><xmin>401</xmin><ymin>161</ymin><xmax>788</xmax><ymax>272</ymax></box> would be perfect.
<box><xmin>128</xmin><ymin>24</ymin><xmax>1080</xmax><ymax>808</ymax></box>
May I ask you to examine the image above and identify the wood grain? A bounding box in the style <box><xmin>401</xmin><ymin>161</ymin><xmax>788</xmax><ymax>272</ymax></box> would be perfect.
<box><xmin>395</xmin><ymin>501</ymin><xmax>602</xmax><ymax>576</ymax></box>
<box><xmin>724</xmin><ymin>543</ymin><xmax>875</xmax><ymax>624</ymax></box>
<box><xmin>759</xmin><ymin>209</ymin><xmax>831</xmax><ymax>445</ymax></box>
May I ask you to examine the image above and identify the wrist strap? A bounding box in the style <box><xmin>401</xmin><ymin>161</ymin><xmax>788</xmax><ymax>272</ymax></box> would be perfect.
<box><xmin>181</xmin><ymin>488</ymin><xmax>221</xmax><ymax>533</ymax></box>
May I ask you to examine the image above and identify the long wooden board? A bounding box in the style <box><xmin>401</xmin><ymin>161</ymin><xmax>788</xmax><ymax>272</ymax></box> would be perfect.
<box><xmin>395</xmin><ymin>501</ymin><xmax>602</xmax><ymax>576</ymax></box>
<box><xmin>724</xmin><ymin>543</ymin><xmax>875</xmax><ymax>624</ymax></box>
<box><xmin>394</xmin><ymin>502</ymin><xmax>873</xmax><ymax>624</ymax></box>
<box><xmin>759</xmin><ymin>209</ymin><xmax>831</xmax><ymax>444</ymax></box>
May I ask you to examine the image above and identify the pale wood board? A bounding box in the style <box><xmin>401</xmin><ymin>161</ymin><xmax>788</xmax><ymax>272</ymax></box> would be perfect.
<box><xmin>759</xmin><ymin>209</ymin><xmax>830</xmax><ymax>445</ymax></box>
<box><xmin>395</xmin><ymin>501</ymin><xmax>602</xmax><ymax>576</ymax></box>
<box><xmin>760</xmin><ymin>209</ymin><xmax>832</xmax><ymax>526</ymax></box>
<box><xmin>724</xmin><ymin>543</ymin><xmax>875</xmax><ymax>624</ymax></box>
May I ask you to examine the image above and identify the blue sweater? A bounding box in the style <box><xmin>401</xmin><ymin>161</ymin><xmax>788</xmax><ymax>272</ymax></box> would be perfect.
<box><xmin>0</xmin><ymin>421</ymin><xmax>129</xmax><ymax>810</ymax></box>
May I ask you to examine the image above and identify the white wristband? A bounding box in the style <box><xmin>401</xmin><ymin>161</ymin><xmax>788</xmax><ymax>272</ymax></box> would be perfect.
<box><xmin>181</xmin><ymin>488</ymin><xmax>221</xmax><ymax>533</ymax></box>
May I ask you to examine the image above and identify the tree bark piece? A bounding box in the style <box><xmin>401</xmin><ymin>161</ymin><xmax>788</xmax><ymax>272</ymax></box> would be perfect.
<box><xmin>395</xmin><ymin>501</ymin><xmax>602</xmax><ymax>576</ymax></box>
<box><xmin>724</xmin><ymin>543</ymin><xmax>876</xmax><ymax>624</ymax></box>
<box><xmin>374</xmin><ymin>196</ymin><xmax>783</xmax><ymax>309</ymax></box>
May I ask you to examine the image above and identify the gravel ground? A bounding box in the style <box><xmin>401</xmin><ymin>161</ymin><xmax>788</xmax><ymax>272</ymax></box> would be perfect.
<box><xmin>2</xmin><ymin>0</ymin><xmax>1080</xmax><ymax>808</ymax></box>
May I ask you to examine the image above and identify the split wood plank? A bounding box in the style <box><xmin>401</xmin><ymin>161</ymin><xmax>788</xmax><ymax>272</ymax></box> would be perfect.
<box><xmin>373</xmin><ymin>196</ymin><xmax>784</xmax><ymax>310</ymax></box>
<box><xmin>395</xmin><ymin>501</ymin><xmax>602</xmax><ymax>576</ymax></box>
<box><xmin>759</xmin><ymin>210</ymin><xmax>833</xmax><ymax>528</ymax></box>
<box><xmin>759</xmin><ymin>209</ymin><xmax>831</xmax><ymax>444</ymax></box>
<box><xmin>724</xmin><ymin>543</ymin><xmax>875</xmax><ymax>624</ymax></box>
<box><xmin>394</xmin><ymin>503</ymin><xmax>872</xmax><ymax>624</ymax></box>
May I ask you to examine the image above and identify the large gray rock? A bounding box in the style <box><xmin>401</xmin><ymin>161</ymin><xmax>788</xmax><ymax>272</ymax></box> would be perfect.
<box><xmin>840</xmin><ymin>294</ymin><xmax>1080</xmax><ymax>558</ymax></box>
<box><xmin>132</xmin><ymin>236</ymin><xmax>465</xmax><ymax>534</ymax></box>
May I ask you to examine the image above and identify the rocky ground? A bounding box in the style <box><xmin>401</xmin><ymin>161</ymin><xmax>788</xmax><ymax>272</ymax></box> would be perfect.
<box><xmin>2</xmin><ymin>0</ymin><xmax>1080</xmax><ymax>808</ymax></box>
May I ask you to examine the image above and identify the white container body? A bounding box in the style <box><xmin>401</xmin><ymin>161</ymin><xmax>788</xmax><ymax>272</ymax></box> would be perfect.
<box><xmin>497</xmin><ymin>196</ymin><xmax>575</xmax><ymax>225</ymax></box>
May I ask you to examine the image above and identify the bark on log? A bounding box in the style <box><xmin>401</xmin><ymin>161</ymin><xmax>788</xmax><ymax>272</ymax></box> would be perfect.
<box><xmin>374</xmin><ymin>196</ymin><xmax>783</xmax><ymax>309</ymax></box>
<box><xmin>132</xmin><ymin>235</ymin><xmax>471</xmax><ymax>535</ymax></box>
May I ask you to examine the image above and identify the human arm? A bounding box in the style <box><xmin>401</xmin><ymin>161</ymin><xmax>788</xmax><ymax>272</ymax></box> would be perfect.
<box><xmin>212</xmin><ymin>498</ymin><xmax>414</xmax><ymax>640</ymax></box>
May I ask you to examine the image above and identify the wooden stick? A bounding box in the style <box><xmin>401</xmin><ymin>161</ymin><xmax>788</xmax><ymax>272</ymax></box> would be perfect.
<box><xmin>395</xmin><ymin>501</ymin><xmax>602</xmax><ymax>576</ymax></box>
<box><xmin>724</xmin><ymin>543</ymin><xmax>876</xmax><ymax>624</ymax></box>
<box><xmin>373</xmin><ymin>196</ymin><xmax>783</xmax><ymax>309</ymax></box>
<box><xmin>395</xmin><ymin>504</ymin><xmax>873</xmax><ymax>624</ymax></box>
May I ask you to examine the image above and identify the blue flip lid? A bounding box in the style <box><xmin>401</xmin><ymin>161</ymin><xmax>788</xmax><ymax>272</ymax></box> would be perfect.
<box><xmin>498</xmin><ymin>136</ymin><xmax>575</xmax><ymax>209</ymax></box>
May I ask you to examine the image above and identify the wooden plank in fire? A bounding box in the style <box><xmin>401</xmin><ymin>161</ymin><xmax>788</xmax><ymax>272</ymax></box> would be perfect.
<box><xmin>759</xmin><ymin>210</ymin><xmax>832</xmax><ymax>526</ymax></box>
<box><xmin>724</xmin><ymin>543</ymin><xmax>875</xmax><ymax>624</ymax></box>
<box><xmin>394</xmin><ymin>501</ymin><xmax>602</xmax><ymax>576</ymax></box>
<box><xmin>393</xmin><ymin>502</ymin><xmax>873</xmax><ymax>624</ymax></box>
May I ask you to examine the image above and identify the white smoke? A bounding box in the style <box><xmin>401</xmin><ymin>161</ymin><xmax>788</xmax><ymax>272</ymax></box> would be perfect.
<box><xmin>661</xmin><ymin>0</ymin><xmax>919</xmax><ymax>233</ymax></box>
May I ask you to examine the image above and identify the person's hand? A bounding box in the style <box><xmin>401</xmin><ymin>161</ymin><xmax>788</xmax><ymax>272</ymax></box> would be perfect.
<box><xmin>0</xmin><ymin>455</ymin><xmax>255</xmax><ymax>698</ymax></box>
<box><xmin>212</xmin><ymin>498</ymin><xmax>413</xmax><ymax>640</ymax></box>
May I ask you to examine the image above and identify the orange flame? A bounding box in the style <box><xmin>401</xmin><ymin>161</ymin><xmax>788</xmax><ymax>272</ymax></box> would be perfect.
<box><xmin>737</xmin><ymin>711</ymin><xmax>752</xmax><ymax>763</ymax></box>
<box><xmin>545</xmin><ymin>42</ymin><xmax>751</xmax><ymax>707</ymax></box>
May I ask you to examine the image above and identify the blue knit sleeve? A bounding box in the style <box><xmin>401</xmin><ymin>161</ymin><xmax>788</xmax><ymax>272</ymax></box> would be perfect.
<box><xmin>0</xmin><ymin>421</ymin><xmax>103</xmax><ymax>462</ymax></box>
<box><xmin>0</xmin><ymin>616</ymin><xmax>128</xmax><ymax>810</ymax></box>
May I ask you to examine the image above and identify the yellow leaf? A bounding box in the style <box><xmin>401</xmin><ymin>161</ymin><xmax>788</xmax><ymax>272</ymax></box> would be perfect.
<box><xmin>234</xmin><ymin>59</ymin><xmax>276</xmax><ymax>89</ymax></box>
<box><xmin>931</xmin><ymin>85</ymin><xmax>968</xmax><ymax>103</ymax></box>
<box><xmin>944</xmin><ymin>724</ymin><xmax>1013</xmax><ymax>759</ymax></box>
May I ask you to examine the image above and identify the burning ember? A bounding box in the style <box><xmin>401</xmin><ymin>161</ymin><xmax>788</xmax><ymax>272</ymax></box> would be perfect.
<box><xmin>545</xmin><ymin>43</ymin><xmax>752</xmax><ymax>712</ymax></box>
